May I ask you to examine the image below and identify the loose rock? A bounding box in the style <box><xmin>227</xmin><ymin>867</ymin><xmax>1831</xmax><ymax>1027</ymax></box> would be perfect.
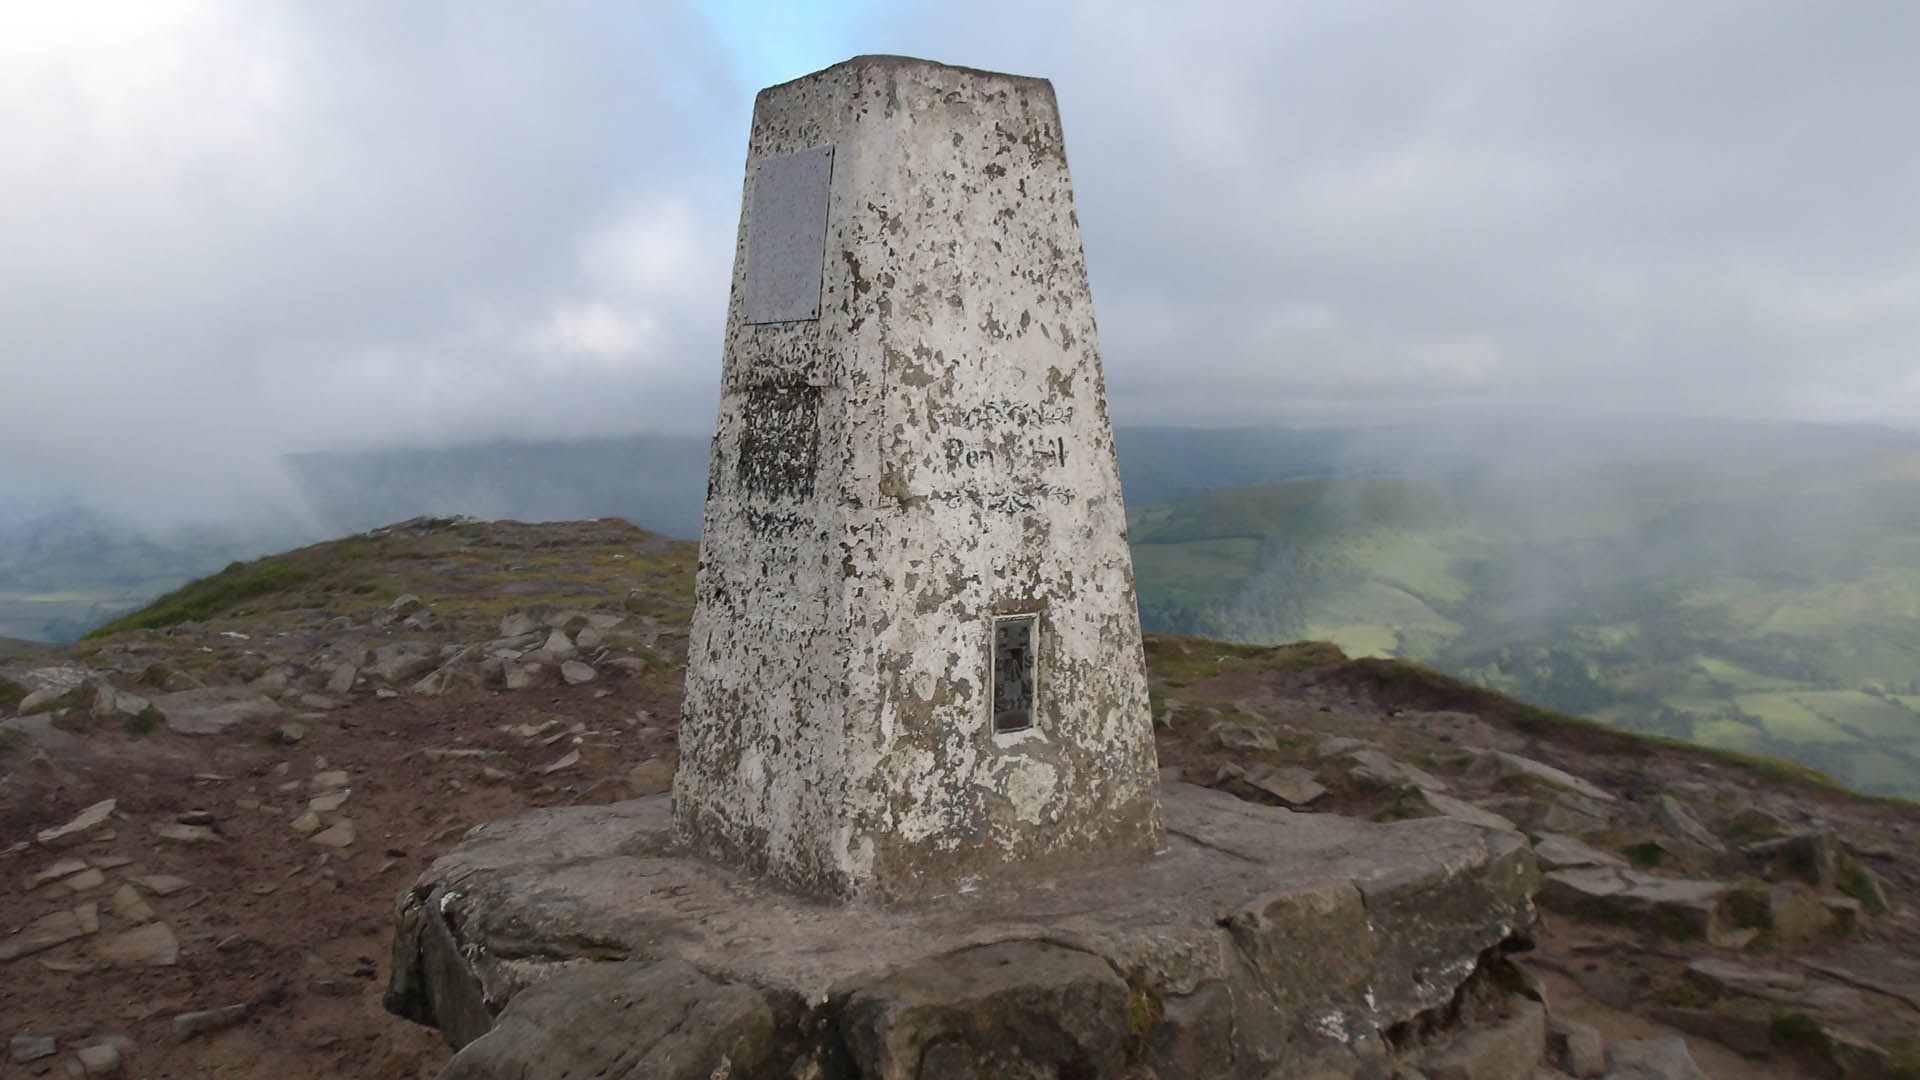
<box><xmin>1531</xmin><ymin>833</ymin><xmax>1625</xmax><ymax>871</ymax></box>
<box><xmin>310</xmin><ymin>820</ymin><xmax>357</xmax><ymax>848</ymax></box>
<box><xmin>1542</xmin><ymin>794</ymin><xmax>1616</xmax><ymax>836</ymax></box>
<box><xmin>95</xmin><ymin>921</ymin><xmax>179</xmax><ymax>967</ymax></box>
<box><xmin>73</xmin><ymin>1041</ymin><xmax>123</xmax><ymax>1076</ymax></box>
<box><xmin>9</xmin><ymin>1034</ymin><xmax>56</xmax><ymax>1063</ymax></box>
<box><xmin>0</xmin><ymin>908</ymin><xmax>96</xmax><ymax>961</ymax></box>
<box><xmin>559</xmin><ymin>660</ymin><xmax>596</xmax><ymax>685</ymax></box>
<box><xmin>1650</xmin><ymin>795</ymin><xmax>1723</xmax><ymax>853</ymax></box>
<box><xmin>1419</xmin><ymin>997</ymin><xmax>1545</xmax><ymax>1080</ymax></box>
<box><xmin>1468</xmin><ymin>750</ymin><xmax>1615</xmax><ymax>802</ymax></box>
<box><xmin>172</xmin><ymin>1003</ymin><xmax>249</xmax><ymax>1042</ymax></box>
<box><xmin>1546</xmin><ymin>1016</ymin><xmax>1605</xmax><ymax>1078</ymax></box>
<box><xmin>36</xmin><ymin>799</ymin><xmax>117</xmax><ymax>848</ymax></box>
<box><xmin>150</xmin><ymin>823</ymin><xmax>221</xmax><ymax>845</ymax></box>
<box><xmin>109</xmin><ymin>884</ymin><xmax>154</xmax><ymax>924</ymax></box>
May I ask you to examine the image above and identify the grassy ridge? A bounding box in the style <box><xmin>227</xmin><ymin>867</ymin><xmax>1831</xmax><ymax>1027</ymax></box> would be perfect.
<box><xmin>1128</xmin><ymin>450</ymin><xmax>1920</xmax><ymax>798</ymax></box>
<box><xmin>85</xmin><ymin>540</ymin><xmax>376</xmax><ymax>638</ymax></box>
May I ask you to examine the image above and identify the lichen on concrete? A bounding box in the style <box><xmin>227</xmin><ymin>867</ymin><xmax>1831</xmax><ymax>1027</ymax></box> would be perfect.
<box><xmin>675</xmin><ymin>55</ymin><xmax>1162</xmax><ymax>902</ymax></box>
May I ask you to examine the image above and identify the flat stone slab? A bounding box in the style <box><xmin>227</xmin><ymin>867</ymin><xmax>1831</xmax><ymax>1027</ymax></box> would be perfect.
<box><xmin>388</xmin><ymin>783</ymin><xmax>1537</xmax><ymax>1078</ymax></box>
<box><xmin>151</xmin><ymin>687</ymin><xmax>282</xmax><ymax>735</ymax></box>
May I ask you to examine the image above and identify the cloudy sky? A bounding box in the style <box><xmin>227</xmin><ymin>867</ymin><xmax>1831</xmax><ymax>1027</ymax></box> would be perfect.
<box><xmin>5</xmin><ymin>1</ymin><xmax>1918</xmax><ymax>520</ymax></box>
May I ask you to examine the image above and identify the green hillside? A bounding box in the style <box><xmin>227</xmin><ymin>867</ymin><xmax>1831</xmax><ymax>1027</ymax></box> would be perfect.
<box><xmin>1129</xmin><ymin>449</ymin><xmax>1920</xmax><ymax>798</ymax></box>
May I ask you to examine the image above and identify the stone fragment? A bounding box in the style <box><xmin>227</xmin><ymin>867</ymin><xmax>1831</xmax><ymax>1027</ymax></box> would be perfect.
<box><xmin>275</xmin><ymin>721</ymin><xmax>306</xmax><ymax>743</ymax></box>
<box><xmin>150</xmin><ymin>687</ymin><xmax>282</xmax><ymax>735</ymax></box>
<box><xmin>375</xmin><ymin>688</ymin><xmax>399</xmax><ymax>699</ymax></box>
<box><xmin>36</xmin><ymin>799</ymin><xmax>116</xmax><ymax>848</ymax></box>
<box><xmin>840</xmin><ymin>942</ymin><xmax>1130</xmax><ymax>1080</ymax></box>
<box><xmin>1744</xmin><ymin>829</ymin><xmax>1839</xmax><ymax>888</ymax></box>
<box><xmin>1650</xmin><ymin>795</ymin><xmax>1723</xmax><ymax>852</ymax></box>
<box><xmin>1531</xmin><ymin>833</ymin><xmax>1625</xmax><ymax>871</ymax></box>
<box><xmin>308</xmin><ymin>789</ymin><xmax>351</xmax><ymax>813</ymax></box>
<box><xmin>91</xmin><ymin>684</ymin><xmax>150</xmax><ymax>719</ymax></box>
<box><xmin>502</xmin><ymin>663</ymin><xmax>534</xmax><ymax>691</ymax></box>
<box><xmin>626</xmin><ymin>757</ymin><xmax>676</xmax><ymax>798</ymax></box>
<box><xmin>1422</xmin><ymin>792</ymin><xmax>1517</xmax><ymax>832</ymax></box>
<box><xmin>542</xmin><ymin>630</ymin><xmax>577</xmax><ymax>660</ymax></box>
<box><xmin>1467</xmin><ymin>751</ymin><xmax>1615</xmax><ymax>802</ymax></box>
<box><xmin>87</xmin><ymin>855</ymin><xmax>133</xmax><ymax>869</ymax></box>
<box><xmin>109</xmin><ymin>884</ymin><xmax>154</xmax><ymax>923</ymax></box>
<box><xmin>499</xmin><ymin>612</ymin><xmax>538</xmax><ymax>638</ymax></box>
<box><xmin>172</xmin><ymin>1003</ymin><xmax>249</xmax><ymax>1042</ymax></box>
<box><xmin>150</xmin><ymin>823</ymin><xmax>221</xmax><ymax>845</ymax></box>
<box><xmin>584</xmin><ymin>611</ymin><xmax>623</xmax><ymax>631</ymax></box>
<box><xmin>28</xmin><ymin>858</ymin><xmax>90</xmax><ymax>888</ymax></box>
<box><xmin>96</xmin><ymin>921</ymin><xmax>179</xmax><ymax>966</ymax></box>
<box><xmin>389</xmin><ymin>593</ymin><xmax>424</xmax><ymax>615</ymax></box>
<box><xmin>311</xmin><ymin>770</ymin><xmax>349</xmax><ymax>791</ymax></box>
<box><xmin>73</xmin><ymin>902</ymin><xmax>100</xmax><ymax>933</ymax></box>
<box><xmin>1420</xmin><ymin>997</ymin><xmax>1545</xmax><ymax>1080</ymax></box>
<box><xmin>368</xmin><ymin>643</ymin><xmax>437</xmax><ymax>684</ymax></box>
<box><xmin>132</xmin><ymin>875</ymin><xmax>190</xmax><ymax>896</ymax></box>
<box><xmin>10</xmin><ymin>1034</ymin><xmax>56</xmax><ymax>1063</ymax></box>
<box><xmin>1243</xmin><ymin>764</ymin><xmax>1326</xmax><ymax>805</ymax></box>
<box><xmin>438</xmin><ymin>959</ymin><xmax>774</xmax><ymax>1079</ymax></box>
<box><xmin>574</xmin><ymin>626</ymin><xmax>603</xmax><ymax>650</ymax></box>
<box><xmin>1338</xmin><ymin>747</ymin><xmax>1420</xmax><ymax>789</ymax></box>
<box><xmin>73</xmin><ymin>1041</ymin><xmax>123</xmax><ymax>1076</ymax></box>
<box><xmin>559</xmin><ymin>660</ymin><xmax>596</xmax><ymax>685</ymax></box>
<box><xmin>310</xmin><ymin>820</ymin><xmax>357</xmax><ymax>848</ymax></box>
<box><xmin>1599</xmin><ymin>1036</ymin><xmax>1708</xmax><ymax>1079</ymax></box>
<box><xmin>325</xmin><ymin>664</ymin><xmax>357</xmax><ymax>694</ymax></box>
<box><xmin>1539</xmin><ymin>868</ymin><xmax>1734</xmax><ymax>941</ymax></box>
<box><xmin>63</xmin><ymin>867</ymin><xmax>106</xmax><ymax>893</ymax></box>
<box><xmin>1546</xmin><ymin>1016</ymin><xmax>1605</xmax><ymax>1078</ymax></box>
<box><xmin>536</xmin><ymin>750</ymin><xmax>580</xmax><ymax>775</ymax></box>
<box><xmin>1541</xmin><ymin>794</ymin><xmax>1615</xmax><ymax>835</ymax></box>
<box><xmin>0</xmin><ymin>908</ymin><xmax>95</xmax><ymax>961</ymax></box>
<box><xmin>16</xmin><ymin>686</ymin><xmax>66</xmax><ymax>714</ymax></box>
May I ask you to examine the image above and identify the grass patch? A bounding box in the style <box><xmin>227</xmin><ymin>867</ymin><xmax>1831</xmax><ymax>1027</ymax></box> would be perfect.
<box><xmin>86</xmin><ymin>539</ymin><xmax>378</xmax><ymax>638</ymax></box>
<box><xmin>1622</xmin><ymin>842</ymin><xmax>1666</xmax><ymax>869</ymax></box>
<box><xmin>122</xmin><ymin>706</ymin><xmax>163</xmax><ymax>736</ymax></box>
<box><xmin>0</xmin><ymin>676</ymin><xmax>26</xmax><ymax>708</ymax></box>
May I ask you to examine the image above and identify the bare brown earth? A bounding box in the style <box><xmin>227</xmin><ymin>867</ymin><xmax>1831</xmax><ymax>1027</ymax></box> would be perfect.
<box><xmin>3</xmin><ymin>518</ymin><xmax>1917</xmax><ymax>1078</ymax></box>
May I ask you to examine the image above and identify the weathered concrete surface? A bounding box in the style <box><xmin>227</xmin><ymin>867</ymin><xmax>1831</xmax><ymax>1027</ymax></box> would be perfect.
<box><xmin>677</xmin><ymin>54</ymin><xmax>1162</xmax><ymax>903</ymax></box>
<box><xmin>388</xmin><ymin>783</ymin><xmax>1538</xmax><ymax>1079</ymax></box>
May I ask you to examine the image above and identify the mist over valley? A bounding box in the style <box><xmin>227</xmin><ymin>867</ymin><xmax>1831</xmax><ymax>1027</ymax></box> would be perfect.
<box><xmin>8</xmin><ymin>418</ymin><xmax>1919</xmax><ymax>797</ymax></box>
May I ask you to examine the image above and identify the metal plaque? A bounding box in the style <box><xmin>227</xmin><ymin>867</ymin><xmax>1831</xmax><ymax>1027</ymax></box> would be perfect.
<box><xmin>742</xmin><ymin>146</ymin><xmax>832</xmax><ymax>324</ymax></box>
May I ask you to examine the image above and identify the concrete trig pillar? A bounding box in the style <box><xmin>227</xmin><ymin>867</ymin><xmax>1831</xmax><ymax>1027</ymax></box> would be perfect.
<box><xmin>674</xmin><ymin>55</ymin><xmax>1162</xmax><ymax>902</ymax></box>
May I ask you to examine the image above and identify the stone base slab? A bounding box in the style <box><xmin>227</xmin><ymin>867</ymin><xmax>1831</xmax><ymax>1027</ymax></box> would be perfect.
<box><xmin>386</xmin><ymin>783</ymin><xmax>1538</xmax><ymax>1079</ymax></box>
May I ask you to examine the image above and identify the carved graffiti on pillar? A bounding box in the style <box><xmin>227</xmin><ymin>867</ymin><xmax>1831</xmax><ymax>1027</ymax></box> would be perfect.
<box><xmin>992</xmin><ymin>613</ymin><xmax>1038</xmax><ymax>733</ymax></box>
<box><xmin>736</xmin><ymin>383</ymin><xmax>822</xmax><ymax>503</ymax></box>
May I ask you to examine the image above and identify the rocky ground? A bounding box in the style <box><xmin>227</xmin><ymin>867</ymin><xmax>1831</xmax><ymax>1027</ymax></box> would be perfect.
<box><xmin>2</xmin><ymin>516</ymin><xmax>1916</xmax><ymax>1078</ymax></box>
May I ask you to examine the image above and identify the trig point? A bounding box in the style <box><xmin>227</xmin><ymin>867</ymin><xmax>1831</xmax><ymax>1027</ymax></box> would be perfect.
<box><xmin>674</xmin><ymin>55</ymin><xmax>1165</xmax><ymax>901</ymax></box>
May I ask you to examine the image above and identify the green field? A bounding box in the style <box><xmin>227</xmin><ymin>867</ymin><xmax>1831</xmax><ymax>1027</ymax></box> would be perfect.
<box><xmin>1129</xmin><ymin>448</ymin><xmax>1920</xmax><ymax>798</ymax></box>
